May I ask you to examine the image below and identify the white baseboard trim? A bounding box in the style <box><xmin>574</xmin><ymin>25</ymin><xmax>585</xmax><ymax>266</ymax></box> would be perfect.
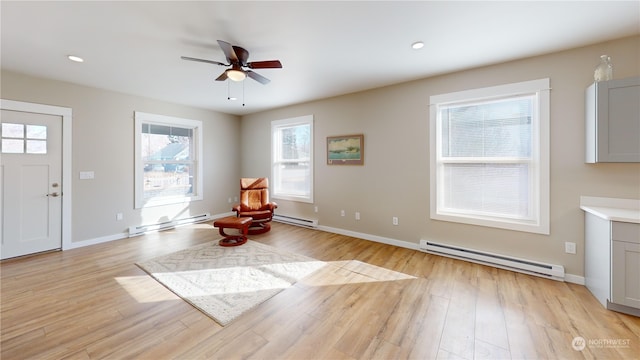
<box><xmin>213</xmin><ymin>211</ymin><xmax>236</xmax><ymax>219</ymax></box>
<box><xmin>316</xmin><ymin>225</ymin><xmax>585</xmax><ymax>285</ymax></box>
<box><xmin>64</xmin><ymin>211</ymin><xmax>232</xmax><ymax>250</ymax></box>
<box><xmin>129</xmin><ymin>212</ymin><xmax>213</xmax><ymax>237</ymax></box>
<box><xmin>64</xmin><ymin>232</ymin><xmax>128</xmax><ymax>250</ymax></box>
<box><xmin>316</xmin><ymin>225</ymin><xmax>419</xmax><ymax>251</ymax></box>
<box><xmin>62</xmin><ymin>217</ymin><xmax>588</xmax><ymax>286</ymax></box>
<box><xmin>564</xmin><ymin>273</ymin><xmax>585</xmax><ymax>285</ymax></box>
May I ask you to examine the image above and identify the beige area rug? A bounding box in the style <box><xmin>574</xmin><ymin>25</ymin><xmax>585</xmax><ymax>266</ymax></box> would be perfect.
<box><xmin>137</xmin><ymin>240</ymin><xmax>326</xmax><ymax>326</ymax></box>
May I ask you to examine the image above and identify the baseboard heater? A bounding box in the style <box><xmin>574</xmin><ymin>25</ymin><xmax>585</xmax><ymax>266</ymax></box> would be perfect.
<box><xmin>272</xmin><ymin>214</ymin><xmax>318</xmax><ymax>228</ymax></box>
<box><xmin>129</xmin><ymin>213</ymin><xmax>212</xmax><ymax>237</ymax></box>
<box><xmin>421</xmin><ymin>240</ymin><xmax>565</xmax><ymax>281</ymax></box>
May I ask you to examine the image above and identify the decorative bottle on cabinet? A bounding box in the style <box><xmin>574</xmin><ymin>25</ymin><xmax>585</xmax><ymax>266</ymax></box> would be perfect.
<box><xmin>594</xmin><ymin>55</ymin><xmax>613</xmax><ymax>82</ymax></box>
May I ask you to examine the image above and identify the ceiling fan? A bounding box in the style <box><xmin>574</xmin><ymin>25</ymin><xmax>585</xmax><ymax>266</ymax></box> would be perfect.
<box><xmin>181</xmin><ymin>40</ymin><xmax>282</xmax><ymax>85</ymax></box>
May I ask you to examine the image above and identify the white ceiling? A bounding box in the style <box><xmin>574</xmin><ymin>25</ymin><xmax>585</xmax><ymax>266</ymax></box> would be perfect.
<box><xmin>2</xmin><ymin>1</ymin><xmax>639</xmax><ymax>116</ymax></box>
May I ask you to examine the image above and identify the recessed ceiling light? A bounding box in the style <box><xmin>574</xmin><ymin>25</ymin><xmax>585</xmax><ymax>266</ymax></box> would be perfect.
<box><xmin>67</xmin><ymin>55</ymin><xmax>84</xmax><ymax>63</ymax></box>
<box><xmin>411</xmin><ymin>41</ymin><xmax>424</xmax><ymax>50</ymax></box>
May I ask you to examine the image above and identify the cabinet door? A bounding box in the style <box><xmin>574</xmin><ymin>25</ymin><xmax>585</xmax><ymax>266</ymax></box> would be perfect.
<box><xmin>612</xmin><ymin>240</ymin><xmax>640</xmax><ymax>309</ymax></box>
<box><xmin>595</xmin><ymin>77</ymin><xmax>640</xmax><ymax>162</ymax></box>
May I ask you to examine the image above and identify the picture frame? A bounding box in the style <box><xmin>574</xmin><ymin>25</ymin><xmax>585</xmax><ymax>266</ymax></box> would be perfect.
<box><xmin>327</xmin><ymin>134</ymin><xmax>364</xmax><ymax>165</ymax></box>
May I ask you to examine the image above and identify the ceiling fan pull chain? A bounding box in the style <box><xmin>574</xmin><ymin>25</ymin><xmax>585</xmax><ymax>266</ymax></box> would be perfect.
<box><xmin>242</xmin><ymin>80</ymin><xmax>246</xmax><ymax>107</ymax></box>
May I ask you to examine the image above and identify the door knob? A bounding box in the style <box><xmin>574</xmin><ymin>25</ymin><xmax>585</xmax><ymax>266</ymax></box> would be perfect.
<box><xmin>47</xmin><ymin>192</ymin><xmax>60</xmax><ymax>197</ymax></box>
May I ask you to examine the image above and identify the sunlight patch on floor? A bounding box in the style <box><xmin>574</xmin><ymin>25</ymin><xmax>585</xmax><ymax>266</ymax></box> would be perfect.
<box><xmin>300</xmin><ymin>260</ymin><xmax>416</xmax><ymax>286</ymax></box>
<box><xmin>115</xmin><ymin>275</ymin><xmax>180</xmax><ymax>303</ymax></box>
<box><xmin>119</xmin><ymin>260</ymin><xmax>414</xmax><ymax>304</ymax></box>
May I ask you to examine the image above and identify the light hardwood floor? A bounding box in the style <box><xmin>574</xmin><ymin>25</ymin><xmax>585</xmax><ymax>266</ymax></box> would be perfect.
<box><xmin>2</xmin><ymin>222</ymin><xmax>639</xmax><ymax>359</ymax></box>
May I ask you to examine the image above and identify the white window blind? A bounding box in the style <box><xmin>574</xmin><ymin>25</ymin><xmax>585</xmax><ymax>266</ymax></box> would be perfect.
<box><xmin>430</xmin><ymin>79</ymin><xmax>549</xmax><ymax>234</ymax></box>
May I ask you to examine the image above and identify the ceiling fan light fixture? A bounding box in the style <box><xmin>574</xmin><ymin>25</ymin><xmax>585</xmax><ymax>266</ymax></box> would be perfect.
<box><xmin>226</xmin><ymin>69</ymin><xmax>246</xmax><ymax>81</ymax></box>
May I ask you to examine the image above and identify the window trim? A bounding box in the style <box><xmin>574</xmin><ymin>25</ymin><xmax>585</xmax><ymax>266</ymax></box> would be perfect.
<box><xmin>271</xmin><ymin>115</ymin><xmax>314</xmax><ymax>203</ymax></box>
<box><xmin>134</xmin><ymin>111</ymin><xmax>203</xmax><ymax>209</ymax></box>
<box><xmin>429</xmin><ymin>79</ymin><xmax>550</xmax><ymax>234</ymax></box>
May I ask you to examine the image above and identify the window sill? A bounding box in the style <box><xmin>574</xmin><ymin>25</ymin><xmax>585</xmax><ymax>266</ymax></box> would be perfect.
<box><xmin>431</xmin><ymin>211</ymin><xmax>549</xmax><ymax>235</ymax></box>
<box><xmin>136</xmin><ymin>195</ymin><xmax>202</xmax><ymax>209</ymax></box>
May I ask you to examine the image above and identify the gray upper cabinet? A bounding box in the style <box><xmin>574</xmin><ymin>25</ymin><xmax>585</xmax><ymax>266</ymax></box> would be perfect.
<box><xmin>586</xmin><ymin>76</ymin><xmax>640</xmax><ymax>163</ymax></box>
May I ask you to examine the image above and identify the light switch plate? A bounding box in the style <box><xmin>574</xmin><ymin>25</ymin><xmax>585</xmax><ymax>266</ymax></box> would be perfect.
<box><xmin>79</xmin><ymin>171</ymin><xmax>95</xmax><ymax>180</ymax></box>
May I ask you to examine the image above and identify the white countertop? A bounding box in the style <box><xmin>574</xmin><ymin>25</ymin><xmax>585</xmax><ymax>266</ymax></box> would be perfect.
<box><xmin>580</xmin><ymin>196</ymin><xmax>640</xmax><ymax>224</ymax></box>
<box><xmin>580</xmin><ymin>206</ymin><xmax>640</xmax><ymax>223</ymax></box>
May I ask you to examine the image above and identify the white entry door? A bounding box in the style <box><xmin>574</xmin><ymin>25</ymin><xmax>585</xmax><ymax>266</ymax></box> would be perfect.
<box><xmin>1</xmin><ymin>109</ymin><xmax>63</xmax><ymax>259</ymax></box>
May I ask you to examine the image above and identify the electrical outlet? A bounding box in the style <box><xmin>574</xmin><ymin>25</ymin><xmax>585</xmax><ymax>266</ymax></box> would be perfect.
<box><xmin>116</xmin><ymin>213</ymin><xmax>123</xmax><ymax>221</ymax></box>
<box><xmin>392</xmin><ymin>217</ymin><xmax>399</xmax><ymax>225</ymax></box>
<box><xmin>314</xmin><ymin>206</ymin><xmax>318</xmax><ymax>213</ymax></box>
<box><xmin>340</xmin><ymin>210</ymin><xmax>345</xmax><ymax>217</ymax></box>
<box><xmin>355</xmin><ymin>212</ymin><xmax>360</xmax><ymax>220</ymax></box>
<box><xmin>565</xmin><ymin>242</ymin><xmax>577</xmax><ymax>254</ymax></box>
<box><xmin>228</xmin><ymin>197</ymin><xmax>232</xmax><ymax>203</ymax></box>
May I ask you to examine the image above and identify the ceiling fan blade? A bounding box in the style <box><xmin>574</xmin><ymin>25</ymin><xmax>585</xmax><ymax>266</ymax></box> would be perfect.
<box><xmin>217</xmin><ymin>40</ymin><xmax>238</xmax><ymax>63</ymax></box>
<box><xmin>232</xmin><ymin>46</ymin><xmax>250</xmax><ymax>66</ymax></box>
<box><xmin>246</xmin><ymin>70</ymin><xmax>270</xmax><ymax>85</ymax></box>
<box><xmin>215</xmin><ymin>71</ymin><xmax>228</xmax><ymax>81</ymax></box>
<box><xmin>181</xmin><ymin>56</ymin><xmax>227</xmax><ymax>66</ymax></box>
<box><xmin>247</xmin><ymin>60</ymin><xmax>282</xmax><ymax>69</ymax></box>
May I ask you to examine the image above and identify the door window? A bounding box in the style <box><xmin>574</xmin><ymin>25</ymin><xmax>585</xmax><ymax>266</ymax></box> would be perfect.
<box><xmin>1</xmin><ymin>123</ymin><xmax>47</xmax><ymax>154</ymax></box>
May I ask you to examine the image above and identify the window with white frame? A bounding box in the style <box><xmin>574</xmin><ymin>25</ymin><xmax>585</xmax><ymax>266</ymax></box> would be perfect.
<box><xmin>429</xmin><ymin>79</ymin><xmax>550</xmax><ymax>234</ymax></box>
<box><xmin>271</xmin><ymin>115</ymin><xmax>313</xmax><ymax>203</ymax></box>
<box><xmin>134</xmin><ymin>112</ymin><xmax>203</xmax><ymax>208</ymax></box>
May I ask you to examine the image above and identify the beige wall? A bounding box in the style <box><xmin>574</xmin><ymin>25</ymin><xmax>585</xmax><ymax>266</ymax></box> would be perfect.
<box><xmin>1</xmin><ymin>71</ymin><xmax>241</xmax><ymax>244</ymax></box>
<box><xmin>241</xmin><ymin>35</ymin><xmax>640</xmax><ymax>277</ymax></box>
<box><xmin>2</xmin><ymin>36</ymin><xmax>637</xmax><ymax>276</ymax></box>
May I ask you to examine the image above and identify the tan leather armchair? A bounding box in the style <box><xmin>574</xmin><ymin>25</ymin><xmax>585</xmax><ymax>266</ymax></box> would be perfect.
<box><xmin>232</xmin><ymin>178</ymin><xmax>277</xmax><ymax>234</ymax></box>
